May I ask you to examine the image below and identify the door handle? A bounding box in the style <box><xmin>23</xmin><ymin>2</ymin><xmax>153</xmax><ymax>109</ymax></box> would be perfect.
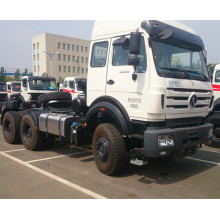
<box><xmin>107</xmin><ymin>80</ymin><xmax>115</xmax><ymax>85</ymax></box>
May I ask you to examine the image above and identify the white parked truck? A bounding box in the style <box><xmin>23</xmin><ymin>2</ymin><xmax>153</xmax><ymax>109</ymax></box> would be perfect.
<box><xmin>0</xmin><ymin>82</ymin><xmax>7</xmax><ymax>102</ymax></box>
<box><xmin>205</xmin><ymin>64</ymin><xmax>220</xmax><ymax>147</ymax></box>
<box><xmin>1</xmin><ymin>20</ymin><xmax>213</xmax><ymax>175</ymax></box>
<box><xmin>6</xmin><ymin>76</ymin><xmax>57</xmax><ymax>110</ymax></box>
<box><xmin>6</xmin><ymin>81</ymin><xmax>21</xmax><ymax>99</ymax></box>
<box><xmin>61</xmin><ymin>77</ymin><xmax>86</xmax><ymax>100</ymax></box>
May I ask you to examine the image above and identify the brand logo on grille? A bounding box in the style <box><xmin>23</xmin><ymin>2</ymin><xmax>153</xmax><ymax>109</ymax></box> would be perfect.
<box><xmin>189</xmin><ymin>92</ymin><xmax>197</xmax><ymax>108</ymax></box>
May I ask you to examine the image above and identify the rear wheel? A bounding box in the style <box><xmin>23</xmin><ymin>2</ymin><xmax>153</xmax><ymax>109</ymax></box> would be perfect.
<box><xmin>92</xmin><ymin>123</ymin><xmax>126</xmax><ymax>175</ymax></box>
<box><xmin>2</xmin><ymin>111</ymin><xmax>21</xmax><ymax>144</ymax></box>
<box><xmin>20</xmin><ymin>115</ymin><xmax>45</xmax><ymax>150</ymax></box>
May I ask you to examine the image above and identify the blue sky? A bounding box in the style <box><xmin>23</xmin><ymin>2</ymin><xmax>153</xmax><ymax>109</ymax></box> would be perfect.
<box><xmin>0</xmin><ymin>20</ymin><xmax>220</xmax><ymax>73</ymax></box>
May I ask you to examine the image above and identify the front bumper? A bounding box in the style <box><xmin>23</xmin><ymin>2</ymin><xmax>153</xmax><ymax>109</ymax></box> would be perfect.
<box><xmin>143</xmin><ymin>123</ymin><xmax>213</xmax><ymax>158</ymax></box>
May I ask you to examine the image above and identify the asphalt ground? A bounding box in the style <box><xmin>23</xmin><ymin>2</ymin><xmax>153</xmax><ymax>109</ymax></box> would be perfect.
<box><xmin>0</xmin><ymin>127</ymin><xmax>220</xmax><ymax>199</ymax></box>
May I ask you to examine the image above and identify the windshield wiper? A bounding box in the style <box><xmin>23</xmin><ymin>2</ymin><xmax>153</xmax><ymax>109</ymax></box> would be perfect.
<box><xmin>159</xmin><ymin>67</ymin><xmax>191</xmax><ymax>79</ymax></box>
<box><xmin>182</xmin><ymin>70</ymin><xmax>208</xmax><ymax>81</ymax></box>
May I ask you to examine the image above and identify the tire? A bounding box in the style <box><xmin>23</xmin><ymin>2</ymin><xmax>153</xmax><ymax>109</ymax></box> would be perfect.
<box><xmin>92</xmin><ymin>123</ymin><xmax>126</xmax><ymax>176</ymax></box>
<box><xmin>205</xmin><ymin>114</ymin><xmax>220</xmax><ymax>148</ymax></box>
<box><xmin>38</xmin><ymin>92</ymin><xmax>72</xmax><ymax>105</ymax></box>
<box><xmin>2</xmin><ymin>111</ymin><xmax>21</xmax><ymax>144</ymax></box>
<box><xmin>17</xmin><ymin>110</ymin><xmax>29</xmax><ymax>119</ymax></box>
<box><xmin>20</xmin><ymin>114</ymin><xmax>45</xmax><ymax>150</ymax></box>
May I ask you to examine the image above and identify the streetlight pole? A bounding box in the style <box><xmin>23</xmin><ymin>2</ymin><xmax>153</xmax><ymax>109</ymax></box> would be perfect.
<box><xmin>43</xmin><ymin>51</ymin><xmax>59</xmax><ymax>78</ymax></box>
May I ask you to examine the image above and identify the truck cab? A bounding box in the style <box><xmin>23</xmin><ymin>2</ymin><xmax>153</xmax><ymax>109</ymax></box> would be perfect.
<box><xmin>18</xmin><ymin>76</ymin><xmax>57</xmax><ymax>108</ymax></box>
<box><xmin>6</xmin><ymin>81</ymin><xmax>21</xmax><ymax>99</ymax></box>
<box><xmin>87</xmin><ymin>20</ymin><xmax>213</xmax><ymax>158</ymax></box>
<box><xmin>0</xmin><ymin>82</ymin><xmax>7</xmax><ymax>102</ymax></box>
<box><xmin>211</xmin><ymin>64</ymin><xmax>220</xmax><ymax>104</ymax></box>
<box><xmin>62</xmin><ymin>77</ymin><xmax>86</xmax><ymax>100</ymax></box>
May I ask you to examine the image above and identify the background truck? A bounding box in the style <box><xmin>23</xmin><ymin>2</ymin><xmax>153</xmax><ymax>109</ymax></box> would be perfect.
<box><xmin>1</xmin><ymin>20</ymin><xmax>213</xmax><ymax>176</ymax></box>
<box><xmin>205</xmin><ymin>64</ymin><xmax>220</xmax><ymax>147</ymax></box>
<box><xmin>4</xmin><ymin>76</ymin><xmax>57</xmax><ymax>110</ymax></box>
<box><xmin>6</xmin><ymin>81</ymin><xmax>21</xmax><ymax>99</ymax></box>
<box><xmin>0</xmin><ymin>82</ymin><xmax>7</xmax><ymax>113</ymax></box>
<box><xmin>61</xmin><ymin>77</ymin><xmax>86</xmax><ymax>100</ymax></box>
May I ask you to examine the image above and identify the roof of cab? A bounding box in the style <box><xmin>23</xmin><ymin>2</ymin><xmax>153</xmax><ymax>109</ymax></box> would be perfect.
<box><xmin>92</xmin><ymin>20</ymin><xmax>196</xmax><ymax>40</ymax></box>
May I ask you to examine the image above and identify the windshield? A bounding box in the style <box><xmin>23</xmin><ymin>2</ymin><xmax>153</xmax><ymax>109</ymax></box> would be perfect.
<box><xmin>29</xmin><ymin>79</ymin><xmax>57</xmax><ymax>91</ymax></box>
<box><xmin>151</xmin><ymin>41</ymin><xmax>209</xmax><ymax>81</ymax></box>
<box><xmin>0</xmin><ymin>84</ymin><xmax>6</xmax><ymax>92</ymax></box>
<box><xmin>12</xmin><ymin>83</ymin><xmax>21</xmax><ymax>92</ymax></box>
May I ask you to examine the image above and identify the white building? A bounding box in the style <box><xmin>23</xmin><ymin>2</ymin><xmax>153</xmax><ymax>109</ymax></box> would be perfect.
<box><xmin>32</xmin><ymin>33</ymin><xmax>90</xmax><ymax>81</ymax></box>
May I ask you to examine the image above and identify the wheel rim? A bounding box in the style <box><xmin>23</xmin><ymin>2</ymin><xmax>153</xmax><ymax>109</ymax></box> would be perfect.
<box><xmin>96</xmin><ymin>137</ymin><xmax>109</xmax><ymax>163</ymax></box>
<box><xmin>23</xmin><ymin>123</ymin><xmax>32</xmax><ymax>143</ymax></box>
<box><xmin>4</xmin><ymin>119</ymin><xmax>11</xmax><ymax>138</ymax></box>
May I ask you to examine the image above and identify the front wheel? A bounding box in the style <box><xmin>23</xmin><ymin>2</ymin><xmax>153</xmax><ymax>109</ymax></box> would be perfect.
<box><xmin>92</xmin><ymin>123</ymin><xmax>126</xmax><ymax>176</ymax></box>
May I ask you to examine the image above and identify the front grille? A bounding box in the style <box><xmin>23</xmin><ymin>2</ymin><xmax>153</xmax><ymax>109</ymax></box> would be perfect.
<box><xmin>30</xmin><ymin>93</ymin><xmax>44</xmax><ymax>101</ymax></box>
<box><xmin>166</xmin><ymin>87</ymin><xmax>212</xmax><ymax>113</ymax></box>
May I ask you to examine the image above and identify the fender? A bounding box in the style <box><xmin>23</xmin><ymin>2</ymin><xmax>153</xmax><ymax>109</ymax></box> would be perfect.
<box><xmin>85</xmin><ymin>101</ymin><xmax>131</xmax><ymax>136</ymax></box>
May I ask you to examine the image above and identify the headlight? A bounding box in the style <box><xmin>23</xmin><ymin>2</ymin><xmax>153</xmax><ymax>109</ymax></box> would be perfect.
<box><xmin>158</xmin><ymin>135</ymin><xmax>174</xmax><ymax>147</ymax></box>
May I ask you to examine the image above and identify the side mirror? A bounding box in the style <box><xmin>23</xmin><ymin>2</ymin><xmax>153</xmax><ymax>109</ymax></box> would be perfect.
<box><xmin>113</xmin><ymin>36</ymin><xmax>130</xmax><ymax>49</ymax></box>
<box><xmin>129</xmin><ymin>32</ymin><xmax>141</xmax><ymax>55</ymax></box>
<box><xmin>210</xmin><ymin>75</ymin><xmax>213</xmax><ymax>84</ymax></box>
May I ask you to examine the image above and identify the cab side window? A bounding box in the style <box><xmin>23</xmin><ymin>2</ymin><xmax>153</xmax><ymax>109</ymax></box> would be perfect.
<box><xmin>112</xmin><ymin>37</ymin><xmax>147</xmax><ymax>73</ymax></box>
<box><xmin>215</xmin><ymin>70</ymin><xmax>220</xmax><ymax>82</ymax></box>
<box><xmin>91</xmin><ymin>41</ymin><xmax>108</xmax><ymax>67</ymax></box>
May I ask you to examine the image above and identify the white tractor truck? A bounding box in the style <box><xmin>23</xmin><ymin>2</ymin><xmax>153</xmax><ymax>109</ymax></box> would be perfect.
<box><xmin>205</xmin><ymin>64</ymin><xmax>220</xmax><ymax>147</ymax></box>
<box><xmin>0</xmin><ymin>82</ymin><xmax>7</xmax><ymax>113</ymax></box>
<box><xmin>1</xmin><ymin>20</ymin><xmax>214</xmax><ymax>176</ymax></box>
<box><xmin>61</xmin><ymin>77</ymin><xmax>86</xmax><ymax>100</ymax></box>
<box><xmin>3</xmin><ymin>76</ymin><xmax>57</xmax><ymax>110</ymax></box>
<box><xmin>6</xmin><ymin>81</ymin><xmax>21</xmax><ymax>99</ymax></box>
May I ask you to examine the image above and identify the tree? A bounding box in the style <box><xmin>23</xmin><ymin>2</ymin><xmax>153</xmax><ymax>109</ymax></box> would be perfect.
<box><xmin>207</xmin><ymin>63</ymin><xmax>218</xmax><ymax>77</ymax></box>
<box><xmin>0</xmin><ymin>66</ymin><xmax>6</xmax><ymax>82</ymax></box>
<box><xmin>14</xmin><ymin>69</ymin><xmax>20</xmax><ymax>81</ymax></box>
<box><xmin>23</xmin><ymin>68</ymin><xmax>28</xmax><ymax>76</ymax></box>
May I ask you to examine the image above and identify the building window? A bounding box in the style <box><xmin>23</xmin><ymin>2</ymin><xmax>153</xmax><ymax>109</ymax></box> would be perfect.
<box><xmin>63</xmin><ymin>66</ymin><xmax>66</xmax><ymax>72</ymax></box>
<box><xmin>72</xmin><ymin>56</ymin><xmax>75</xmax><ymax>62</ymax></box>
<box><xmin>81</xmin><ymin>46</ymin><xmax>83</xmax><ymax>52</ymax></box>
<box><xmin>37</xmin><ymin>43</ymin><xmax>39</xmax><ymax>49</ymax></box>
<box><xmin>59</xmin><ymin>65</ymin><xmax>61</xmax><ymax>72</ymax></box>
<box><xmin>82</xmin><ymin>68</ymin><xmax>84</xmax><ymax>73</ymax></box>
<box><xmin>63</xmin><ymin>54</ymin><xmax>66</xmax><ymax>61</ymax></box>
<box><xmin>34</xmin><ymin>66</ymin><xmax>36</xmax><ymax>72</ymax></box>
<box><xmin>58</xmin><ymin>54</ymin><xmax>61</xmax><ymax>60</ymax></box>
<box><xmin>76</xmin><ymin>45</ymin><xmax>79</xmax><ymax>51</ymax></box>
<box><xmin>33</xmin><ymin>44</ymin><xmax>35</xmax><ymax>50</ymax></box>
<box><xmin>72</xmin><ymin>44</ymin><xmax>75</xmax><ymax>51</ymax></box>
<box><xmin>38</xmin><ymin>65</ymin><xmax>40</xmax><ymax>71</ymax></box>
<box><xmin>77</xmin><ymin>67</ymin><xmax>80</xmax><ymax>73</ymax></box>
<box><xmin>73</xmin><ymin>67</ymin><xmax>75</xmax><ymax>73</ymax></box>
<box><xmin>86</xmin><ymin>57</ymin><xmax>88</xmax><ymax>63</ymax></box>
<box><xmin>37</xmin><ymin>54</ymin><xmax>39</xmax><ymax>60</ymax></box>
<box><xmin>68</xmin><ymin>55</ymin><xmax>70</xmax><ymax>61</ymax></box>
<box><xmin>86</xmin><ymin>68</ymin><xmax>88</xmax><ymax>74</ymax></box>
<box><xmin>68</xmin><ymin>66</ymin><xmax>71</xmax><ymax>72</ymax></box>
<box><xmin>85</xmin><ymin>47</ymin><xmax>88</xmax><ymax>53</ymax></box>
<box><xmin>33</xmin><ymin>55</ymin><xmax>36</xmax><ymax>60</ymax></box>
<box><xmin>81</xmin><ymin>57</ymin><xmax>84</xmax><ymax>63</ymax></box>
<box><xmin>58</xmin><ymin>42</ymin><xmax>61</xmax><ymax>49</ymax></box>
<box><xmin>67</xmin><ymin>44</ymin><xmax>70</xmax><ymax>50</ymax></box>
<box><xmin>63</xmin><ymin>43</ymin><xmax>65</xmax><ymax>49</ymax></box>
<box><xmin>76</xmin><ymin>56</ymin><xmax>79</xmax><ymax>62</ymax></box>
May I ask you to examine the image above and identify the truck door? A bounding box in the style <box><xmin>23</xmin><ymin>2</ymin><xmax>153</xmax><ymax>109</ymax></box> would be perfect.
<box><xmin>87</xmin><ymin>40</ymin><xmax>110</xmax><ymax>105</ymax></box>
<box><xmin>105</xmin><ymin>35</ymin><xmax>147</xmax><ymax>119</ymax></box>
